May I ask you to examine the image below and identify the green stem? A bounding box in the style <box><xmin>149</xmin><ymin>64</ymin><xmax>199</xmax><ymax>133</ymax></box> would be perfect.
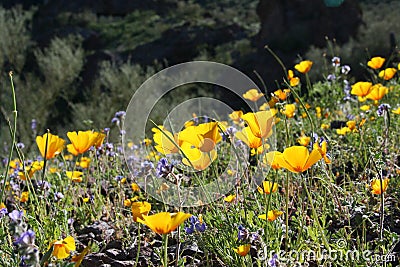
<box><xmin>285</xmin><ymin>171</ymin><xmax>290</xmax><ymax>251</ymax></box>
<box><xmin>135</xmin><ymin>224</ymin><xmax>141</xmax><ymax>267</ymax></box>
<box><xmin>305</xmin><ymin>73</ymin><xmax>313</xmax><ymax>98</ymax></box>
<box><xmin>264</xmin><ymin>45</ymin><xmax>288</xmax><ymax>78</ymax></box>
<box><xmin>0</xmin><ymin>72</ymin><xmax>18</xmax><ymax>203</ymax></box>
<box><xmin>379</xmin><ymin>178</ymin><xmax>384</xmax><ymax>242</ymax></box>
<box><xmin>289</xmin><ymin>87</ymin><xmax>318</xmax><ymax>144</ymax></box>
<box><xmin>301</xmin><ymin>177</ymin><xmax>330</xmax><ymax>251</ymax></box>
<box><xmin>163</xmin><ymin>234</ymin><xmax>169</xmax><ymax>267</ymax></box>
<box><xmin>40</xmin><ymin>129</ymin><xmax>50</xmax><ymax>183</ymax></box>
<box><xmin>264</xmin><ymin>173</ymin><xmax>276</xmax><ymax>246</ymax></box>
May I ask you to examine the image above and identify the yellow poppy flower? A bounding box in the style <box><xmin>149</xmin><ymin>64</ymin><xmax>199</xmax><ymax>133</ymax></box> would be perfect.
<box><xmin>346</xmin><ymin>121</ymin><xmax>357</xmax><ymax>131</ymax></box>
<box><xmin>257</xmin><ymin>181</ymin><xmax>278</xmax><ymax>194</ymax></box>
<box><xmin>235</xmin><ymin>127</ymin><xmax>263</xmax><ymax>149</ymax></box>
<box><xmin>274</xmin><ymin>146</ymin><xmax>322</xmax><ymax>173</ymax></box>
<box><xmin>18</xmin><ymin>161</ymin><xmax>44</xmax><ymax>181</ymax></box>
<box><xmin>224</xmin><ymin>194</ymin><xmax>236</xmax><ymax>203</ymax></box>
<box><xmin>152</xmin><ymin>126</ymin><xmax>180</xmax><ymax>155</ymax></box>
<box><xmin>131</xmin><ymin>183</ymin><xmax>140</xmax><ymax>192</ymax></box>
<box><xmin>281</xmin><ymin>104</ymin><xmax>296</xmax><ymax>118</ymax></box>
<box><xmin>50</xmin><ymin>236</ymin><xmax>76</xmax><ymax>260</ymax></box>
<box><xmin>124</xmin><ymin>199</ymin><xmax>132</xmax><ymax>207</ymax></box>
<box><xmin>131</xmin><ymin>201</ymin><xmax>151</xmax><ymax>222</ymax></box>
<box><xmin>66</xmin><ymin>171</ymin><xmax>83</xmax><ymax>182</ymax></box>
<box><xmin>297</xmin><ymin>135</ymin><xmax>311</xmax><ymax>146</ymax></box>
<box><xmin>67</xmin><ymin>131</ymin><xmax>102</xmax><ymax>156</ymax></box>
<box><xmin>288</xmin><ymin>70</ymin><xmax>300</xmax><ymax>86</ymax></box>
<box><xmin>294</xmin><ymin>60</ymin><xmax>313</xmax><ymax>74</ymax></box>
<box><xmin>64</xmin><ymin>154</ymin><xmax>74</xmax><ymax>161</ymax></box>
<box><xmin>336</xmin><ymin>127</ymin><xmax>351</xmax><ymax>135</ymax></box>
<box><xmin>313</xmin><ymin>141</ymin><xmax>331</xmax><ymax>164</ymax></box>
<box><xmin>93</xmin><ymin>132</ymin><xmax>106</xmax><ymax>148</ymax></box>
<box><xmin>366</xmin><ymin>84</ymin><xmax>388</xmax><ymax>101</ymax></box>
<box><xmin>258</xmin><ymin>210</ymin><xmax>284</xmax><ymax>221</ymax></box>
<box><xmin>229</xmin><ymin>110</ymin><xmax>243</xmax><ymax>124</ymax></box>
<box><xmin>320</xmin><ymin>123</ymin><xmax>330</xmax><ymax>130</ymax></box>
<box><xmin>241</xmin><ymin>110</ymin><xmax>276</xmax><ymax>139</ymax></box>
<box><xmin>290</xmin><ymin>77</ymin><xmax>300</xmax><ymax>87</ymax></box>
<box><xmin>233</xmin><ymin>244</ymin><xmax>251</xmax><ymax>256</ymax></box>
<box><xmin>273</xmin><ymin>89</ymin><xmax>291</xmax><ymax>101</ymax></box>
<box><xmin>77</xmin><ymin>157</ymin><xmax>91</xmax><ymax>169</ymax></box>
<box><xmin>263</xmin><ymin>151</ymin><xmax>283</xmax><ymax>170</ymax></box>
<box><xmin>251</xmin><ymin>144</ymin><xmax>270</xmax><ymax>156</ymax></box>
<box><xmin>378</xmin><ymin>68</ymin><xmax>397</xmax><ymax>80</ymax></box>
<box><xmin>367</xmin><ymin>57</ymin><xmax>385</xmax><ymax>69</ymax></box>
<box><xmin>351</xmin><ymin>82</ymin><xmax>373</xmax><ymax>97</ymax></box>
<box><xmin>259</xmin><ymin>102</ymin><xmax>270</xmax><ymax>111</ymax></box>
<box><xmin>242</xmin><ymin>89</ymin><xmax>264</xmax><ymax>102</ymax></box>
<box><xmin>178</xmin><ymin>122</ymin><xmax>222</xmax><ymax>153</ymax></box>
<box><xmin>370</xmin><ymin>178</ymin><xmax>389</xmax><ymax>195</ymax></box>
<box><xmin>20</xmin><ymin>191</ymin><xmax>29</xmax><ymax>203</ymax></box>
<box><xmin>36</xmin><ymin>133</ymin><xmax>65</xmax><ymax>159</ymax></box>
<box><xmin>180</xmin><ymin>141</ymin><xmax>217</xmax><ymax>171</ymax></box>
<box><xmin>360</xmin><ymin>105</ymin><xmax>370</xmax><ymax>111</ymax></box>
<box><xmin>392</xmin><ymin>107</ymin><xmax>400</xmax><ymax>115</ymax></box>
<box><xmin>136</xmin><ymin>211</ymin><xmax>191</xmax><ymax>235</ymax></box>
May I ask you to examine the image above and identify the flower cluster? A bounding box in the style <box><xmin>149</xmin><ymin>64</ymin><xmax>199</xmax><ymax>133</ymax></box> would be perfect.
<box><xmin>8</xmin><ymin>210</ymin><xmax>40</xmax><ymax>266</ymax></box>
<box><xmin>185</xmin><ymin>215</ymin><xmax>206</xmax><ymax>234</ymax></box>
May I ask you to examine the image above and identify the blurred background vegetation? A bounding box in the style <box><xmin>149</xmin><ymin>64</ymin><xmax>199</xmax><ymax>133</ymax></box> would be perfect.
<box><xmin>0</xmin><ymin>0</ymin><xmax>399</xmax><ymax>147</ymax></box>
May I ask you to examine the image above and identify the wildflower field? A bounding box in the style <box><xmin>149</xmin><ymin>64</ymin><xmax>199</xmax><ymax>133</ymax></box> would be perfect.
<box><xmin>1</xmin><ymin>52</ymin><xmax>400</xmax><ymax>267</ymax></box>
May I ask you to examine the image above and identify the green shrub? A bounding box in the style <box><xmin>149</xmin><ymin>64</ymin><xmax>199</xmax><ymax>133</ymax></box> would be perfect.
<box><xmin>0</xmin><ymin>5</ymin><xmax>34</xmax><ymax>72</ymax></box>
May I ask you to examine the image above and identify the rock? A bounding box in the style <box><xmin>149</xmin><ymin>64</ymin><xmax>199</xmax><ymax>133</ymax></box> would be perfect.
<box><xmin>247</xmin><ymin>0</ymin><xmax>363</xmax><ymax>89</ymax></box>
<box><xmin>256</xmin><ymin>0</ymin><xmax>362</xmax><ymax>52</ymax></box>
<box><xmin>77</xmin><ymin>221</ymin><xmax>115</xmax><ymax>245</ymax></box>
<box><xmin>81</xmin><ymin>252</ymin><xmax>138</xmax><ymax>267</ymax></box>
<box><xmin>105</xmin><ymin>248</ymin><xmax>128</xmax><ymax>261</ymax></box>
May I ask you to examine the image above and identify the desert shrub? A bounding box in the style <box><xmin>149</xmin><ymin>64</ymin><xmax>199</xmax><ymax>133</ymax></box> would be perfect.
<box><xmin>0</xmin><ymin>34</ymin><xmax>84</xmax><ymax>148</ymax></box>
<box><xmin>0</xmin><ymin>5</ymin><xmax>34</xmax><ymax>72</ymax></box>
<box><xmin>70</xmin><ymin>60</ymin><xmax>158</xmax><ymax>132</ymax></box>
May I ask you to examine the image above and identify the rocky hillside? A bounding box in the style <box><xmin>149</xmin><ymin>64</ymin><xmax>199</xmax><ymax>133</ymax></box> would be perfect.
<box><xmin>2</xmin><ymin>0</ymin><xmax>363</xmax><ymax>88</ymax></box>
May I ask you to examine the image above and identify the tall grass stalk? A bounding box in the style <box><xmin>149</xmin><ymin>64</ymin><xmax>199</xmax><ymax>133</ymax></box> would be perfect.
<box><xmin>0</xmin><ymin>72</ymin><xmax>18</xmax><ymax>203</ymax></box>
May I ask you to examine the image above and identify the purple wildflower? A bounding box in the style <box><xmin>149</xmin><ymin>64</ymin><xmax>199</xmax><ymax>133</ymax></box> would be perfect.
<box><xmin>14</xmin><ymin>230</ymin><xmax>35</xmax><ymax>247</ymax></box>
<box><xmin>185</xmin><ymin>215</ymin><xmax>206</xmax><ymax>234</ymax></box>
<box><xmin>377</xmin><ymin>104</ymin><xmax>391</xmax><ymax>117</ymax></box>
<box><xmin>237</xmin><ymin>225</ymin><xmax>248</xmax><ymax>241</ymax></box>
<box><xmin>115</xmin><ymin>111</ymin><xmax>126</xmax><ymax>118</ymax></box>
<box><xmin>156</xmin><ymin>158</ymin><xmax>174</xmax><ymax>178</ymax></box>
<box><xmin>9</xmin><ymin>210</ymin><xmax>24</xmax><ymax>222</ymax></box>
<box><xmin>341</xmin><ymin>65</ymin><xmax>351</xmax><ymax>75</ymax></box>
<box><xmin>31</xmin><ymin>119</ymin><xmax>37</xmax><ymax>131</ymax></box>
<box><xmin>332</xmin><ymin>57</ymin><xmax>341</xmax><ymax>67</ymax></box>
<box><xmin>268</xmin><ymin>253</ymin><xmax>278</xmax><ymax>267</ymax></box>
<box><xmin>0</xmin><ymin>207</ymin><xmax>8</xmax><ymax>218</ymax></box>
<box><xmin>16</xmin><ymin>143</ymin><xmax>25</xmax><ymax>149</ymax></box>
<box><xmin>327</xmin><ymin>74</ymin><xmax>336</xmax><ymax>82</ymax></box>
<box><xmin>54</xmin><ymin>192</ymin><xmax>64</xmax><ymax>202</ymax></box>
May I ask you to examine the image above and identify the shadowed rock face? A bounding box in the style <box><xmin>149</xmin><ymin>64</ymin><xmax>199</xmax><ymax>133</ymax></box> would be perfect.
<box><xmin>246</xmin><ymin>0</ymin><xmax>363</xmax><ymax>89</ymax></box>
<box><xmin>255</xmin><ymin>0</ymin><xmax>362</xmax><ymax>52</ymax></box>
